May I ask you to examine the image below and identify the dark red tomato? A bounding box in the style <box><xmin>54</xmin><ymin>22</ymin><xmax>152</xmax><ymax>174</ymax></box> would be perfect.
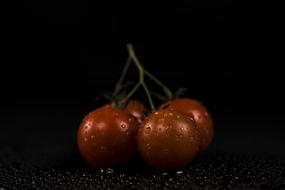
<box><xmin>160</xmin><ymin>98</ymin><xmax>213</xmax><ymax>154</ymax></box>
<box><xmin>137</xmin><ymin>109</ymin><xmax>200</xmax><ymax>171</ymax></box>
<box><xmin>126</xmin><ymin>100</ymin><xmax>147</xmax><ymax>123</ymax></box>
<box><xmin>77</xmin><ymin>104</ymin><xmax>139</xmax><ymax>168</ymax></box>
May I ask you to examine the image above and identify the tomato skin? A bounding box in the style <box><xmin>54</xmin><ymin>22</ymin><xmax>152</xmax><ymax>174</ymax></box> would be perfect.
<box><xmin>126</xmin><ymin>100</ymin><xmax>147</xmax><ymax>123</ymax></box>
<box><xmin>137</xmin><ymin>109</ymin><xmax>200</xmax><ymax>171</ymax></box>
<box><xmin>77</xmin><ymin>104</ymin><xmax>139</xmax><ymax>168</ymax></box>
<box><xmin>160</xmin><ymin>98</ymin><xmax>213</xmax><ymax>154</ymax></box>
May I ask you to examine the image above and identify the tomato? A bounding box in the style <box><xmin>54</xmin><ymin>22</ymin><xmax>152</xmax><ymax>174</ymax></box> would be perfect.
<box><xmin>160</xmin><ymin>98</ymin><xmax>213</xmax><ymax>154</ymax></box>
<box><xmin>137</xmin><ymin>109</ymin><xmax>200</xmax><ymax>171</ymax></box>
<box><xmin>77</xmin><ymin>104</ymin><xmax>139</xmax><ymax>168</ymax></box>
<box><xmin>126</xmin><ymin>100</ymin><xmax>147</xmax><ymax>123</ymax></box>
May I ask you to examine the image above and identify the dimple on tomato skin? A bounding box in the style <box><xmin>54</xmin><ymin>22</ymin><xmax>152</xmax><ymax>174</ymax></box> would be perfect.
<box><xmin>137</xmin><ymin>109</ymin><xmax>200</xmax><ymax>171</ymax></box>
<box><xmin>77</xmin><ymin>104</ymin><xmax>139</xmax><ymax>168</ymax></box>
<box><xmin>160</xmin><ymin>98</ymin><xmax>214</xmax><ymax>154</ymax></box>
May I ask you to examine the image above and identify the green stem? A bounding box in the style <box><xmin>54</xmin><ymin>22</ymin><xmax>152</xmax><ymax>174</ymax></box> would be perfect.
<box><xmin>144</xmin><ymin>70</ymin><xmax>173</xmax><ymax>100</ymax></box>
<box><xmin>124</xmin><ymin>82</ymin><xmax>141</xmax><ymax>102</ymax></box>
<box><xmin>113</xmin><ymin>56</ymin><xmax>131</xmax><ymax>96</ymax></box>
<box><xmin>142</xmin><ymin>83</ymin><xmax>155</xmax><ymax>111</ymax></box>
<box><xmin>127</xmin><ymin>44</ymin><xmax>155</xmax><ymax>112</ymax></box>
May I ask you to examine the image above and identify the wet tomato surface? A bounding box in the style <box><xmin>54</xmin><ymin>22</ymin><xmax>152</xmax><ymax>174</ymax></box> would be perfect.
<box><xmin>160</xmin><ymin>98</ymin><xmax>213</xmax><ymax>154</ymax></box>
<box><xmin>137</xmin><ymin>109</ymin><xmax>200</xmax><ymax>171</ymax></box>
<box><xmin>77</xmin><ymin>104</ymin><xmax>139</xmax><ymax>168</ymax></box>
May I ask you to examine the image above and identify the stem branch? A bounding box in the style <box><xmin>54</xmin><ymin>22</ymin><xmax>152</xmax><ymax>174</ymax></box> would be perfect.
<box><xmin>144</xmin><ymin>70</ymin><xmax>173</xmax><ymax>100</ymax></box>
<box><xmin>127</xmin><ymin>44</ymin><xmax>155</xmax><ymax>111</ymax></box>
<box><xmin>113</xmin><ymin>56</ymin><xmax>131</xmax><ymax>96</ymax></box>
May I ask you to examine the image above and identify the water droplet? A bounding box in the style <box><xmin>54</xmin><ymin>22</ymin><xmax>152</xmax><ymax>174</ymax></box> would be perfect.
<box><xmin>177</xmin><ymin>115</ymin><xmax>180</xmax><ymax>119</ymax></box>
<box><xmin>91</xmin><ymin>135</ymin><xmax>94</xmax><ymax>139</ymax></box>
<box><xmin>128</xmin><ymin>118</ymin><xmax>132</xmax><ymax>122</ymax></box>
<box><xmin>106</xmin><ymin>168</ymin><xmax>114</xmax><ymax>174</ymax></box>
<box><xmin>161</xmin><ymin>172</ymin><xmax>168</xmax><ymax>176</ymax></box>
<box><xmin>121</xmin><ymin>124</ymin><xmax>126</xmax><ymax>129</ymax></box>
<box><xmin>100</xmin><ymin>169</ymin><xmax>104</xmax><ymax>173</ymax></box>
<box><xmin>169</xmin><ymin>112</ymin><xmax>173</xmax><ymax>116</ymax></box>
<box><xmin>84</xmin><ymin>120</ymin><xmax>93</xmax><ymax>131</ymax></box>
<box><xmin>176</xmin><ymin>134</ymin><xmax>183</xmax><ymax>140</ymax></box>
<box><xmin>176</xmin><ymin>170</ymin><xmax>183</xmax><ymax>174</ymax></box>
<box><xmin>144</xmin><ymin>126</ymin><xmax>151</xmax><ymax>134</ymax></box>
<box><xmin>146</xmin><ymin>144</ymin><xmax>151</xmax><ymax>150</ymax></box>
<box><xmin>154</xmin><ymin>112</ymin><xmax>159</xmax><ymax>115</ymax></box>
<box><xmin>100</xmin><ymin>146</ymin><xmax>107</xmax><ymax>151</ymax></box>
<box><xmin>84</xmin><ymin>137</ymin><xmax>88</xmax><ymax>142</ymax></box>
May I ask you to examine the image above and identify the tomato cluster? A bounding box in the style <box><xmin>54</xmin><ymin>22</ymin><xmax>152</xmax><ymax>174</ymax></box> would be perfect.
<box><xmin>78</xmin><ymin>98</ymin><xmax>213</xmax><ymax>170</ymax></box>
<box><xmin>77</xmin><ymin>44</ymin><xmax>214</xmax><ymax>171</ymax></box>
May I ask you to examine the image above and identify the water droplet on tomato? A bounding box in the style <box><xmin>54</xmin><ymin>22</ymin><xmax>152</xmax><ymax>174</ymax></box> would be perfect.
<box><xmin>176</xmin><ymin>134</ymin><xmax>183</xmax><ymax>140</ymax></box>
<box><xmin>144</xmin><ymin>126</ymin><xmax>151</xmax><ymax>134</ymax></box>
<box><xmin>100</xmin><ymin>146</ymin><xmax>107</xmax><ymax>151</ymax></box>
<box><xmin>121</xmin><ymin>124</ymin><xmax>126</xmax><ymax>128</ymax></box>
<box><xmin>146</xmin><ymin>143</ymin><xmax>151</xmax><ymax>150</ymax></box>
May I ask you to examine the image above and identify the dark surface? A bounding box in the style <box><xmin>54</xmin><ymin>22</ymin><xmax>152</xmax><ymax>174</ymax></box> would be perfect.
<box><xmin>1</xmin><ymin>147</ymin><xmax>285</xmax><ymax>189</ymax></box>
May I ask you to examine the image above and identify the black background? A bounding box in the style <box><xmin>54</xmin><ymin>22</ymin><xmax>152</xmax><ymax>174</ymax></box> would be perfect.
<box><xmin>1</xmin><ymin>1</ymin><xmax>285</xmax><ymax>188</ymax></box>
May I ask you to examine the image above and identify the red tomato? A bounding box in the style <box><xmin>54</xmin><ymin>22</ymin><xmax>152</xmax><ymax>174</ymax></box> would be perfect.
<box><xmin>137</xmin><ymin>109</ymin><xmax>200</xmax><ymax>171</ymax></box>
<box><xmin>160</xmin><ymin>98</ymin><xmax>213</xmax><ymax>154</ymax></box>
<box><xmin>77</xmin><ymin>104</ymin><xmax>139</xmax><ymax>168</ymax></box>
<box><xmin>126</xmin><ymin>100</ymin><xmax>147</xmax><ymax>123</ymax></box>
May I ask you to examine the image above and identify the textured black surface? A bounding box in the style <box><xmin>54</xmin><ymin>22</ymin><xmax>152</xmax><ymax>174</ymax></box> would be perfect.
<box><xmin>1</xmin><ymin>147</ymin><xmax>285</xmax><ymax>190</ymax></box>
